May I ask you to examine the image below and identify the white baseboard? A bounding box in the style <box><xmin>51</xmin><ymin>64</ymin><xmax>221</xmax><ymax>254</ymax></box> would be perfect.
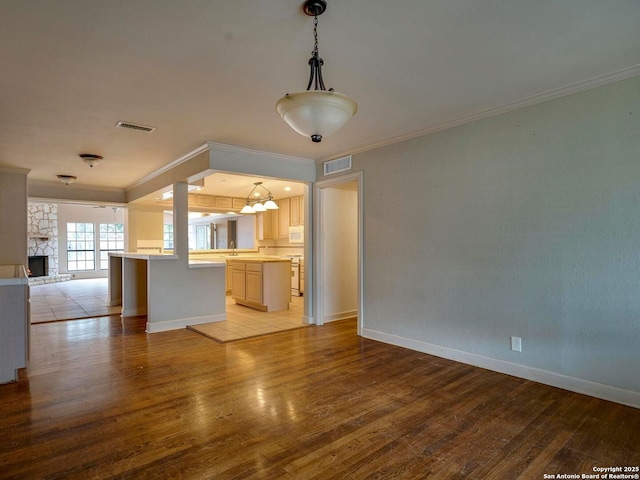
<box><xmin>323</xmin><ymin>310</ymin><xmax>357</xmax><ymax>323</ymax></box>
<box><xmin>146</xmin><ymin>313</ymin><xmax>227</xmax><ymax>333</ymax></box>
<box><xmin>363</xmin><ymin>328</ymin><xmax>640</xmax><ymax>410</ymax></box>
<box><xmin>303</xmin><ymin>314</ymin><xmax>314</xmax><ymax>325</ymax></box>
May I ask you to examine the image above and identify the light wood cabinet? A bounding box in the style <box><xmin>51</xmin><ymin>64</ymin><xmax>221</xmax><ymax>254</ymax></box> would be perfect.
<box><xmin>256</xmin><ymin>195</ymin><xmax>304</xmax><ymax>240</ymax></box>
<box><xmin>300</xmin><ymin>260</ymin><xmax>304</xmax><ymax>295</ymax></box>
<box><xmin>290</xmin><ymin>196</ymin><xmax>301</xmax><ymax>226</ymax></box>
<box><xmin>257</xmin><ymin>201</ymin><xmax>281</xmax><ymax>240</ymax></box>
<box><xmin>278</xmin><ymin>198</ymin><xmax>290</xmax><ymax>239</ymax></box>
<box><xmin>289</xmin><ymin>195</ymin><xmax>305</xmax><ymax>226</ymax></box>
<box><xmin>214</xmin><ymin>196</ymin><xmax>232</xmax><ymax>209</ymax></box>
<box><xmin>245</xmin><ymin>264</ymin><xmax>263</xmax><ymax>305</ymax></box>
<box><xmin>225</xmin><ymin>261</ymin><xmax>233</xmax><ymax>294</ymax></box>
<box><xmin>195</xmin><ymin>194</ymin><xmax>215</xmax><ymax>208</ymax></box>
<box><xmin>229</xmin><ymin>260</ymin><xmax>290</xmax><ymax>311</ymax></box>
<box><xmin>299</xmin><ymin>196</ymin><xmax>304</xmax><ymax>226</ymax></box>
<box><xmin>231</xmin><ymin>262</ymin><xmax>246</xmax><ymax>299</ymax></box>
<box><xmin>184</xmin><ymin>194</ymin><xmax>246</xmax><ymax>211</ymax></box>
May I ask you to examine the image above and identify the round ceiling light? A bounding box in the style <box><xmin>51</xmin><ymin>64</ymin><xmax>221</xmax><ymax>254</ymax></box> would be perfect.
<box><xmin>57</xmin><ymin>174</ymin><xmax>77</xmax><ymax>185</ymax></box>
<box><xmin>80</xmin><ymin>153</ymin><xmax>103</xmax><ymax>168</ymax></box>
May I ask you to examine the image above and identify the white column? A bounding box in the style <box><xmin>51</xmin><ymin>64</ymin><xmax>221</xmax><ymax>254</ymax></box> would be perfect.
<box><xmin>172</xmin><ymin>182</ymin><xmax>189</xmax><ymax>261</ymax></box>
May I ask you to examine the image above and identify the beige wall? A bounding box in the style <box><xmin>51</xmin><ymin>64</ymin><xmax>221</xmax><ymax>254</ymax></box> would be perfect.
<box><xmin>0</xmin><ymin>170</ymin><xmax>28</xmax><ymax>267</ymax></box>
<box><xmin>126</xmin><ymin>203</ymin><xmax>164</xmax><ymax>252</ymax></box>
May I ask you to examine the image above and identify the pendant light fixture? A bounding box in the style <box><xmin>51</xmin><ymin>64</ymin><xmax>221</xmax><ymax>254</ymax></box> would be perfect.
<box><xmin>276</xmin><ymin>0</ymin><xmax>357</xmax><ymax>143</ymax></box>
<box><xmin>239</xmin><ymin>182</ymin><xmax>280</xmax><ymax>214</ymax></box>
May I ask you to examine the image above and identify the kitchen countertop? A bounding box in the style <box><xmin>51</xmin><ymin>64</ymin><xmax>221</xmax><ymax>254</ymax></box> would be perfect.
<box><xmin>109</xmin><ymin>252</ymin><xmax>178</xmax><ymax>260</ymax></box>
<box><xmin>225</xmin><ymin>257</ymin><xmax>291</xmax><ymax>263</ymax></box>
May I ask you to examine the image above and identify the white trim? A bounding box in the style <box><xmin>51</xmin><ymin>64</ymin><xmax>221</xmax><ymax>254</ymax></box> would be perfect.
<box><xmin>206</xmin><ymin>141</ymin><xmax>315</xmax><ymax>166</ymax></box>
<box><xmin>314</xmin><ymin>171</ymin><xmax>364</xmax><ymax>335</ymax></box>
<box><xmin>302</xmin><ymin>314</ymin><xmax>314</xmax><ymax>325</ymax></box>
<box><xmin>323</xmin><ymin>310</ymin><xmax>357</xmax><ymax>323</ymax></box>
<box><xmin>322</xmin><ymin>64</ymin><xmax>640</xmax><ymax>162</ymax></box>
<box><xmin>363</xmin><ymin>328</ymin><xmax>640</xmax><ymax>410</ymax></box>
<box><xmin>0</xmin><ymin>167</ymin><xmax>30</xmax><ymax>174</ymax></box>
<box><xmin>146</xmin><ymin>312</ymin><xmax>227</xmax><ymax>333</ymax></box>
<box><xmin>126</xmin><ymin>143</ymin><xmax>210</xmax><ymax>191</ymax></box>
<box><xmin>126</xmin><ymin>141</ymin><xmax>315</xmax><ymax>192</ymax></box>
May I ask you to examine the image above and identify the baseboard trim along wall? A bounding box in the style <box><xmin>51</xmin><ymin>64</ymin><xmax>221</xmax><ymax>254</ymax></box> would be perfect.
<box><xmin>146</xmin><ymin>313</ymin><xmax>227</xmax><ymax>333</ymax></box>
<box><xmin>363</xmin><ymin>328</ymin><xmax>640</xmax><ymax>410</ymax></box>
<box><xmin>324</xmin><ymin>310</ymin><xmax>357</xmax><ymax>323</ymax></box>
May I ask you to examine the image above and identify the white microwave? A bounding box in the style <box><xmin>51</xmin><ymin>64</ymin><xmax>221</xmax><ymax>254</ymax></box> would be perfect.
<box><xmin>288</xmin><ymin>226</ymin><xmax>304</xmax><ymax>244</ymax></box>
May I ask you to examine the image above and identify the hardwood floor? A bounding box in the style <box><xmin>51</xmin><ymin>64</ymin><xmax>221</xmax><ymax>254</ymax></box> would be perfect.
<box><xmin>0</xmin><ymin>316</ymin><xmax>638</xmax><ymax>479</ymax></box>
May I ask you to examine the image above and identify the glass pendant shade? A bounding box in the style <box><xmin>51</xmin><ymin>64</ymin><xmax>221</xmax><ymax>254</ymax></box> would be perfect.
<box><xmin>276</xmin><ymin>90</ymin><xmax>357</xmax><ymax>142</ymax></box>
<box><xmin>253</xmin><ymin>202</ymin><xmax>267</xmax><ymax>212</ymax></box>
<box><xmin>240</xmin><ymin>204</ymin><xmax>255</xmax><ymax>214</ymax></box>
<box><xmin>263</xmin><ymin>199</ymin><xmax>278</xmax><ymax>210</ymax></box>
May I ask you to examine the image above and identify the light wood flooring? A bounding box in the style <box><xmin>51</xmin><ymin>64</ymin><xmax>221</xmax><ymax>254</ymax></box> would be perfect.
<box><xmin>0</xmin><ymin>315</ymin><xmax>638</xmax><ymax>479</ymax></box>
<box><xmin>29</xmin><ymin>279</ymin><xmax>306</xmax><ymax>341</ymax></box>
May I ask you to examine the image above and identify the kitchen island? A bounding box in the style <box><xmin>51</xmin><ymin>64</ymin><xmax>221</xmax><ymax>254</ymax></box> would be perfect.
<box><xmin>228</xmin><ymin>258</ymin><xmax>291</xmax><ymax>312</ymax></box>
<box><xmin>108</xmin><ymin>253</ymin><xmax>227</xmax><ymax>332</ymax></box>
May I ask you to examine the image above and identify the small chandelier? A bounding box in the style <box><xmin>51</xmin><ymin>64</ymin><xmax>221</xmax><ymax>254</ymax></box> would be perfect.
<box><xmin>240</xmin><ymin>182</ymin><xmax>280</xmax><ymax>214</ymax></box>
<box><xmin>276</xmin><ymin>0</ymin><xmax>357</xmax><ymax>143</ymax></box>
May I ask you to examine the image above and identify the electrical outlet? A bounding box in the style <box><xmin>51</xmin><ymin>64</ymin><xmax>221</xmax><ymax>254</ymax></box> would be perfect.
<box><xmin>511</xmin><ymin>336</ymin><xmax>522</xmax><ymax>352</ymax></box>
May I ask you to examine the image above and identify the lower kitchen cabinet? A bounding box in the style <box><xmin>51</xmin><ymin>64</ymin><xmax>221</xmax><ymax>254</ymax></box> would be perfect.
<box><xmin>229</xmin><ymin>259</ymin><xmax>291</xmax><ymax>312</ymax></box>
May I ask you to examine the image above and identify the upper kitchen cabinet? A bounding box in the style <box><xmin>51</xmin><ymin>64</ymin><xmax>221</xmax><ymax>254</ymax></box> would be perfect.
<box><xmin>257</xmin><ymin>206</ymin><xmax>279</xmax><ymax>240</ymax></box>
<box><xmin>278</xmin><ymin>198</ymin><xmax>290</xmax><ymax>239</ymax></box>
<box><xmin>189</xmin><ymin>194</ymin><xmax>246</xmax><ymax>210</ymax></box>
<box><xmin>257</xmin><ymin>195</ymin><xmax>305</xmax><ymax>240</ymax></box>
<box><xmin>290</xmin><ymin>196</ymin><xmax>301</xmax><ymax>226</ymax></box>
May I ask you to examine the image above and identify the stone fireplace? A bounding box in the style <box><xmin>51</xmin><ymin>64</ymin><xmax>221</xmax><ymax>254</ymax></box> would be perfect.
<box><xmin>27</xmin><ymin>202</ymin><xmax>59</xmax><ymax>276</ymax></box>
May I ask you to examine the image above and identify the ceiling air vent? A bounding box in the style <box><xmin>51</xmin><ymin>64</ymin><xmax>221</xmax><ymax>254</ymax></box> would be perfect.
<box><xmin>323</xmin><ymin>155</ymin><xmax>352</xmax><ymax>176</ymax></box>
<box><xmin>115</xmin><ymin>121</ymin><xmax>156</xmax><ymax>133</ymax></box>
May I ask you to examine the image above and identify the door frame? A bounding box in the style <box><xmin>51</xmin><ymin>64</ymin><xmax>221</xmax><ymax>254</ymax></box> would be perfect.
<box><xmin>313</xmin><ymin>171</ymin><xmax>363</xmax><ymax>335</ymax></box>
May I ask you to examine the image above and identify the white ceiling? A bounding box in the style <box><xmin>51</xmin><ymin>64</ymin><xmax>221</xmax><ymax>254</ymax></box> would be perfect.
<box><xmin>1</xmin><ymin>1</ymin><xmax>639</xmax><ymax>195</ymax></box>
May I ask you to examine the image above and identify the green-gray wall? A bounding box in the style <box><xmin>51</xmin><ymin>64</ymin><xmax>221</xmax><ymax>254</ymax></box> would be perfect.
<box><xmin>322</xmin><ymin>76</ymin><xmax>640</xmax><ymax>406</ymax></box>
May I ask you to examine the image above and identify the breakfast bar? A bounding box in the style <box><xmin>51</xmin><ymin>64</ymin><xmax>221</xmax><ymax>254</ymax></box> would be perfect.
<box><xmin>108</xmin><ymin>253</ymin><xmax>227</xmax><ymax>332</ymax></box>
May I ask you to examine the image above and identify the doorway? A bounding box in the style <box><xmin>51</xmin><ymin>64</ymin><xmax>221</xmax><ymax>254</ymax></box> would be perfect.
<box><xmin>314</xmin><ymin>171</ymin><xmax>363</xmax><ymax>334</ymax></box>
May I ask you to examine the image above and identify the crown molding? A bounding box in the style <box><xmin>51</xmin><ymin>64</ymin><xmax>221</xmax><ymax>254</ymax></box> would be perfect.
<box><xmin>125</xmin><ymin>142</ymin><xmax>315</xmax><ymax>193</ymax></box>
<box><xmin>125</xmin><ymin>143</ymin><xmax>210</xmax><ymax>191</ymax></box>
<box><xmin>0</xmin><ymin>167</ymin><xmax>30</xmax><ymax>175</ymax></box>
<box><xmin>325</xmin><ymin>64</ymin><xmax>640</xmax><ymax>161</ymax></box>
<box><xmin>205</xmin><ymin>141</ymin><xmax>315</xmax><ymax>166</ymax></box>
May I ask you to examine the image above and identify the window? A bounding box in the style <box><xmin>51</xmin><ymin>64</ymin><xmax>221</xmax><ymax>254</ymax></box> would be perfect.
<box><xmin>67</xmin><ymin>223</ymin><xmax>95</xmax><ymax>271</ymax></box>
<box><xmin>164</xmin><ymin>224</ymin><xmax>174</xmax><ymax>250</ymax></box>
<box><xmin>99</xmin><ymin>223</ymin><xmax>125</xmax><ymax>269</ymax></box>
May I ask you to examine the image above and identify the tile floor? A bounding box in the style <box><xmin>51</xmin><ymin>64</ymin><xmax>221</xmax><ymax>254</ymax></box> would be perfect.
<box><xmin>29</xmin><ymin>278</ymin><xmax>120</xmax><ymax>323</ymax></box>
<box><xmin>190</xmin><ymin>295</ymin><xmax>306</xmax><ymax>342</ymax></box>
<box><xmin>29</xmin><ymin>279</ymin><xmax>307</xmax><ymax>341</ymax></box>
